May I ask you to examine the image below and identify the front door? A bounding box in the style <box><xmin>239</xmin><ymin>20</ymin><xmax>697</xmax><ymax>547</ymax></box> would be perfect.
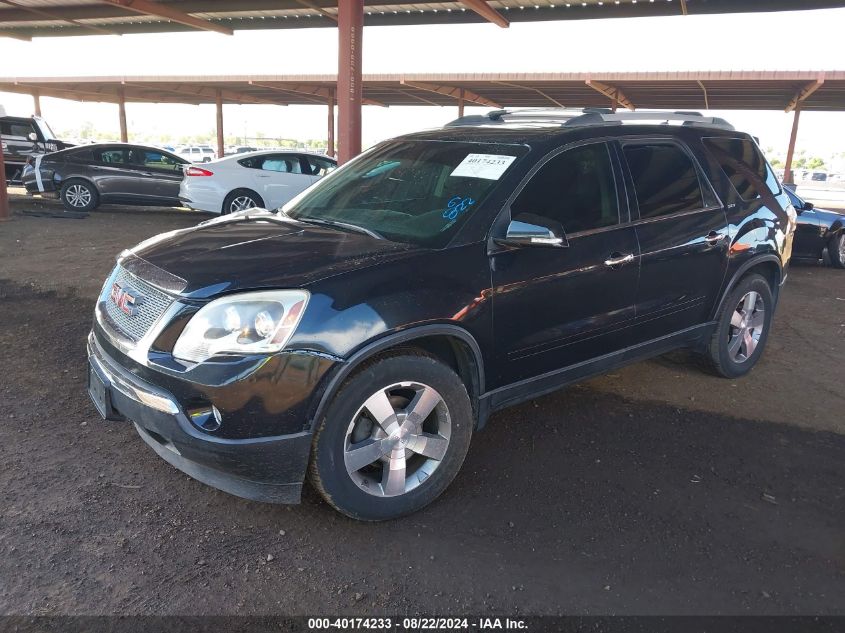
<box><xmin>124</xmin><ymin>148</ymin><xmax>185</xmax><ymax>202</ymax></box>
<box><xmin>490</xmin><ymin>141</ymin><xmax>640</xmax><ymax>388</ymax></box>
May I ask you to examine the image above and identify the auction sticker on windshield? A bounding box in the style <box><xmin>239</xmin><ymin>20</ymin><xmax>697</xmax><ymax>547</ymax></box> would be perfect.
<box><xmin>450</xmin><ymin>153</ymin><xmax>517</xmax><ymax>180</ymax></box>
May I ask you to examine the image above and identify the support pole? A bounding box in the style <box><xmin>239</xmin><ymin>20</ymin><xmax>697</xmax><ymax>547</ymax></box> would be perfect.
<box><xmin>215</xmin><ymin>89</ymin><xmax>225</xmax><ymax>159</ymax></box>
<box><xmin>32</xmin><ymin>91</ymin><xmax>41</xmax><ymax>117</ymax></box>
<box><xmin>783</xmin><ymin>107</ymin><xmax>801</xmax><ymax>186</ymax></box>
<box><xmin>337</xmin><ymin>0</ymin><xmax>363</xmax><ymax>164</ymax></box>
<box><xmin>327</xmin><ymin>88</ymin><xmax>336</xmax><ymax>158</ymax></box>
<box><xmin>118</xmin><ymin>88</ymin><xmax>128</xmax><ymax>143</ymax></box>
<box><xmin>458</xmin><ymin>88</ymin><xmax>465</xmax><ymax>118</ymax></box>
<box><xmin>0</xmin><ymin>137</ymin><xmax>9</xmax><ymax>220</ymax></box>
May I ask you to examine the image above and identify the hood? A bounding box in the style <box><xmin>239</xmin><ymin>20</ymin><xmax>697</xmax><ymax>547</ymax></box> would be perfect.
<box><xmin>125</xmin><ymin>213</ymin><xmax>420</xmax><ymax>299</ymax></box>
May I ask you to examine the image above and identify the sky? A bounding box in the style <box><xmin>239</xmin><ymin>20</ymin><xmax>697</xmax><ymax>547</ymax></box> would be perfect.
<box><xmin>1</xmin><ymin>7</ymin><xmax>844</xmax><ymax>158</ymax></box>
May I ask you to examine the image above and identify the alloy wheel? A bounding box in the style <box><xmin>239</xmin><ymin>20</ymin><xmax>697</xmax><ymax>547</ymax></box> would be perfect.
<box><xmin>229</xmin><ymin>195</ymin><xmax>257</xmax><ymax>213</ymax></box>
<box><xmin>66</xmin><ymin>184</ymin><xmax>92</xmax><ymax>208</ymax></box>
<box><xmin>344</xmin><ymin>381</ymin><xmax>451</xmax><ymax>498</ymax></box>
<box><xmin>727</xmin><ymin>291</ymin><xmax>765</xmax><ymax>363</ymax></box>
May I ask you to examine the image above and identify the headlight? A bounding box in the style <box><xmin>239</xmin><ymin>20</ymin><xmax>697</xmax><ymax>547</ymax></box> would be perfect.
<box><xmin>173</xmin><ymin>290</ymin><xmax>309</xmax><ymax>364</ymax></box>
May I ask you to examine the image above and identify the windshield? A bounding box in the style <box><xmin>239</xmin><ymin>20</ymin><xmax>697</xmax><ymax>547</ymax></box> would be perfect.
<box><xmin>282</xmin><ymin>139</ymin><xmax>526</xmax><ymax>248</ymax></box>
<box><xmin>34</xmin><ymin>117</ymin><xmax>57</xmax><ymax>141</ymax></box>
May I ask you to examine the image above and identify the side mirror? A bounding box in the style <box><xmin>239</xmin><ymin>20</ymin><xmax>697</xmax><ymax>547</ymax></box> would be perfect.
<box><xmin>495</xmin><ymin>213</ymin><xmax>568</xmax><ymax>248</ymax></box>
<box><xmin>802</xmin><ymin>201</ymin><xmax>814</xmax><ymax>212</ymax></box>
<box><xmin>27</xmin><ymin>132</ymin><xmax>38</xmax><ymax>142</ymax></box>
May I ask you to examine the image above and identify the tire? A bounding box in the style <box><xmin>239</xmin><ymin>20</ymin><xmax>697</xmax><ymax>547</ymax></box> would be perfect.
<box><xmin>705</xmin><ymin>273</ymin><xmax>774</xmax><ymax>378</ymax></box>
<box><xmin>222</xmin><ymin>189</ymin><xmax>264</xmax><ymax>215</ymax></box>
<box><xmin>829</xmin><ymin>233</ymin><xmax>845</xmax><ymax>269</ymax></box>
<box><xmin>308</xmin><ymin>353</ymin><xmax>474</xmax><ymax>521</ymax></box>
<box><xmin>60</xmin><ymin>179</ymin><xmax>99</xmax><ymax>212</ymax></box>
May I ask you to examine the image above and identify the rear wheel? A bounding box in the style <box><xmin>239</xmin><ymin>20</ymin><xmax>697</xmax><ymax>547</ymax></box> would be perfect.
<box><xmin>222</xmin><ymin>189</ymin><xmax>264</xmax><ymax>215</ymax></box>
<box><xmin>60</xmin><ymin>179</ymin><xmax>99</xmax><ymax>212</ymax></box>
<box><xmin>830</xmin><ymin>233</ymin><xmax>845</xmax><ymax>269</ymax></box>
<box><xmin>309</xmin><ymin>353</ymin><xmax>473</xmax><ymax>521</ymax></box>
<box><xmin>705</xmin><ymin>273</ymin><xmax>773</xmax><ymax>378</ymax></box>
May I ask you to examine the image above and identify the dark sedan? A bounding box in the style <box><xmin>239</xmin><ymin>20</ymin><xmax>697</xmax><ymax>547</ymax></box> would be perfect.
<box><xmin>785</xmin><ymin>187</ymin><xmax>845</xmax><ymax>268</ymax></box>
<box><xmin>22</xmin><ymin>143</ymin><xmax>188</xmax><ymax>212</ymax></box>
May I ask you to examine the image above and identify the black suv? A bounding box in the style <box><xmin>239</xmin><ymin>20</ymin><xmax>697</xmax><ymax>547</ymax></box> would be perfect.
<box><xmin>87</xmin><ymin>109</ymin><xmax>795</xmax><ymax>520</ymax></box>
<box><xmin>1</xmin><ymin>112</ymin><xmax>72</xmax><ymax>183</ymax></box>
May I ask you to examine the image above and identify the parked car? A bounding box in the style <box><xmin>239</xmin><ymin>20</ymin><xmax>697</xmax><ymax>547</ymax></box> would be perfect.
<box><xmin>179</xmin><ymin>150</ymin><xmax>337</xmax><ymax>214</ymax></box>
<box><xmin>175</xmin><ymin>145</ymin><xmax>216</xmax><ymax>163</ymax></box>
<box><xmin>87</xmin><ymin>109</ymin><xmax>795</xmax><ymax>520</ymax></box>
<box><xmin>785</xmin><ymin>187</ymin><xmax>845</xmax><ymax>268</ymax></box>
<box><xmin>22</xmin><ymin>143</ymin><xmax>188</xmax><ymax>211</ymax></box>
<box><xmin>0</xmin><ymin>106</ymin><xmax>73</xmax><ymax>183</ymax></box>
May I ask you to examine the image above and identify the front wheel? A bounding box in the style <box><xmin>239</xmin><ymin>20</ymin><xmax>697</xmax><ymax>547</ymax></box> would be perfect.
<box><xmin>830</xmin><ymin>233</ymin><xmax>845</xmax><ymax>269</ymax></box>
<box><xmin>705</xmin><ymin>273</ymin><xmax>774</xmax><ymax>378</ymax></box>
<box><xmin>309</xmin><ymin>353</ymin><xmax>473</xmax><ymax>521</ymax></box>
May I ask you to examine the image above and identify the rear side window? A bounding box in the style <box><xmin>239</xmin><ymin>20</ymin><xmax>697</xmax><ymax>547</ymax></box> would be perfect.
<box><xmin>94</xmin><ymin>149</ymin><xmax>126</xmax><ymax>164</ymax></box>
<box><xmin>622</xmin><ymin>143</ymin><xmax>704</xmax><ymax>219</ymax></box>
<box><xmin>511</xmin><ymin>143</ymin><xmax>619</xmax><ymax>234</ymax></box>
<box><xmin>703</xmin><ymin>137</ymin><xmax>780</xmax><ymax>200</ymax></box>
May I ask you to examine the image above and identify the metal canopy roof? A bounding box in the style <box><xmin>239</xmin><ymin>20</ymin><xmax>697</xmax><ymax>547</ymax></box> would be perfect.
<box><xmin>1</xmin><ymin>1</ymin><xmax>844</xmax><ymax>39</ymax></box>
<box><xmin>0</xmin><ymin>72</ymin><xmax>842</xmax><ymax>112</ymax></box>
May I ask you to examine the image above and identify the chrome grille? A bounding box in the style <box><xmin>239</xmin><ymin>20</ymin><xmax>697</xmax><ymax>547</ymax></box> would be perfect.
<box><xmin>101</xmin><ymin>266</ymin><xmax>175</xmax><ymax>342</ymax></box>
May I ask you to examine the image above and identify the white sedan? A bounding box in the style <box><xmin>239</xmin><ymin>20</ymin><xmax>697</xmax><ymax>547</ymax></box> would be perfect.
<box><xmin>179</xmin><ymin>150</ymin><xmax>337</xmax><ymax>214</ymax></box>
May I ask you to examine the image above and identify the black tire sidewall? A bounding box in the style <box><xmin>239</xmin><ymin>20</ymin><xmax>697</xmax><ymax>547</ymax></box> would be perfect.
<box><xmin>830</xmin><ymin>233</ymin><xmax>845</xmax><ymax>268</ymax></box>
<box><xmin>712</xmin><ymin>274</ymin><xmax>774</xmax><ymax>378</ymax></box>
<box><xmin>310</xmin><ymin>355</ymin><xmax>473</xmax><ymax>521</ymax></box>
<box><xmin>222</xmin><ymin>190</ymin><xmax>263</xmax><ymax>215</ymax></box>
<box><xmin>60</xmin><ymin>180</ymin><xmax>98</xmax><ymax>212</ymax></box>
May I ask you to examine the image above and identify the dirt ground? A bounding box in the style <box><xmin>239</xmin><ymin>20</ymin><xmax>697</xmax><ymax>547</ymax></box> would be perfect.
<box><xmin>0</xmin><ymin>193</ymin><xmax>843</xmax><ymax>616</ymax></box>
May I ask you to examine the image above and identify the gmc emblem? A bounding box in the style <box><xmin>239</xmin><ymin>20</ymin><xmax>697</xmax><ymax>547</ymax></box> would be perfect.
<box><xmin>110</xmin><ymin>282</ymin><xmax>144</xmax><ymax>316</ymax></box>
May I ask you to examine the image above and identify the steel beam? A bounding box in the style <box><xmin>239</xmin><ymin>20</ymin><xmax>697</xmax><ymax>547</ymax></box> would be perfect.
<box><xmin>327</xmin><ymin>88</ymin><xmax>335</xmax><ymax>158</ymax></box>
<box><xmin>783</xmin><ymin>107</ymin><xmax>801</xmax><ymax>185</ymax></box>
<box><xmin>215</xmin><ymin>89</ymin><xmax>224</xmax><ymax>159</ymax></box>
<box><xmin>585</xmin><ymin>79</ymin><xmax>635</xmax><ymax>111</ymax></box>
<box><xmin>118</xmin><ymin>88</ymin><xmax>128</xmax><ymax>142</ymax></box>
<box><xmin>337</xmin><ymin>0</ymin><xmax>363</xmax><ymax>164</ymax></box>
<box><xmin>400</xmin><ymin>80</ymin><xmax>501</xmax><ymax>108</ymax></box>
<box><xmin>100</xmin><ymin>0</ymin><xmax>233</xmax><ymax>35</ymax></box>
<box><xmin>786</xmin><ymin>76</ymin><xmax>825</xmax><ymax>112</ymax></box>
<box><xmin>459</xmin><ymin>0</ymin><xmax>509</xmax><ymax>27</ymax></box>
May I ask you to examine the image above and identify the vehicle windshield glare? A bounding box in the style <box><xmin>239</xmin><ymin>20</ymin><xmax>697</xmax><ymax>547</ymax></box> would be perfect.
<box><xmin>282</xmin><ymin>140</ymin><xmax>526</xmax><ymax>248</ymax></box>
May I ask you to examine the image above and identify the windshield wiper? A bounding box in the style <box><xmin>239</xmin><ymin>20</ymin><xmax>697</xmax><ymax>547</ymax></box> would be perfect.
<box><xmin>293</xmin><ymin>217</ymin><xmax>385</xmax><ymax>240</ymax></box>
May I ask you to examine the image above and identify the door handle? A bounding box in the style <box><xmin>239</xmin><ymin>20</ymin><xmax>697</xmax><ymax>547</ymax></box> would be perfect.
<box><xmin>604</xmin><ymin>253</ymin><xmax>634</xmax><ymax>267</ymax></box>
<box><xmin>705</xmin><ymin>231</ymin><xmax>727</xmax><ymax>244</ymax></box>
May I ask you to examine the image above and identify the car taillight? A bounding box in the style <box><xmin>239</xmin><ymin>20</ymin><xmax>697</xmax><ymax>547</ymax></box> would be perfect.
<box><xmin>185</xmin><ymin>166</ymin><xmax>214</xmax><ymax>177</ymax></box>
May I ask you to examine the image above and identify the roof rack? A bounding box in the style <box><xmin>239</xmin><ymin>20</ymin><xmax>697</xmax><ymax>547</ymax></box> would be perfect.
<box><xmin>445</xmin><ymin>108</ymin><xmax>735</xmax><ymax>131</ymax></box>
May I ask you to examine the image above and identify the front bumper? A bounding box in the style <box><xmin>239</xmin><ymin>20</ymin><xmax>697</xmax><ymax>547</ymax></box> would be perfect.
<box><xmin>87</xmin><ymin>333</ymin><xmax>314</xmax><ymax>504</ymax></box>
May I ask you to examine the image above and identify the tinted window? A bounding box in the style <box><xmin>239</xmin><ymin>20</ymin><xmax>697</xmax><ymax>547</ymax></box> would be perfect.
<box><xmin>623</xmin><ymin>143</ymin><xmax>704</xmax><ymax>219</ymax></box>
<box><xmin>304</xmin><ymin>155</ymin><xmax>337</xmax><ymax>176</ymax></box>
<box><xmin>94</xmin><ymin>149</ymin><xmax>126</xmax><ymax>164</ymax></box>
<box><xmin>261</xmin><ymin>155</ymin><xmax>302</xmax><ymax>174</ymax></box>
<box><xmin>511</xmin><ymin>143</ymin><xmax>619</xmax><ymax>234</ymax></box>
<box><xmin>129</xmin><ymin>149</ymin><xmax>183</xmax><ymax>171</ymax></box>
<box><xmin>0</xmin><ymin>121</ymin><xmax>34</xmax><ymax>137</ymax></box>
<box><xmin>704</xmin><ymin>137</ymin><xmax>780</xmax><ymax>200</ymax></box>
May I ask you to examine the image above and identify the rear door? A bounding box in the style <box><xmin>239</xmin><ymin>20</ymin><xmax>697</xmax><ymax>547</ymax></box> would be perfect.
<box><xmin>90</xmin><ymin>147</ymin><xmax>133</xmax><ymax>196</ymax></box>
<box><xmin>490</xmin><ymin>141</ymin><xmax>640</xmax><ymax>386</ymax></box>
<box><xmin>247</xmin><ymin>153</ymin><xmax>314</xmax><ymax>208</ymax></box>
<box><xmin>619</xmin><ymin>139</ymin><xmax>729</xmax><ymax>341</ymax></box>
